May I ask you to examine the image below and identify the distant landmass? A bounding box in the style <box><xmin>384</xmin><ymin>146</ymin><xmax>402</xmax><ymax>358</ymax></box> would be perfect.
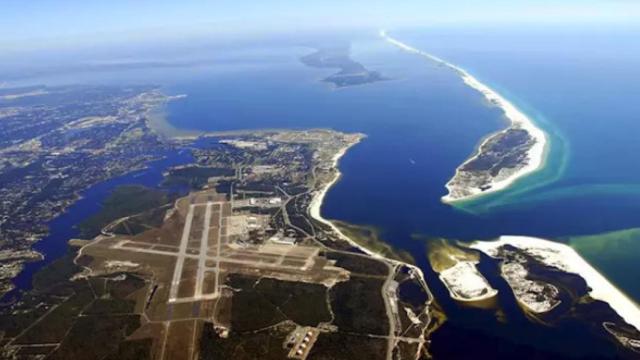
<box><xmin>300</xmin><ymin>47</ymin><xmax>388</xmax><ymax>88</ymax></box>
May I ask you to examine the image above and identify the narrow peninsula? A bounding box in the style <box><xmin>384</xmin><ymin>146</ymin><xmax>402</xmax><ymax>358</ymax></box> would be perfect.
<box><xmin>380</xmin><ymin>30</ymin><xmax>548</xmax><ymax>203</ymax></box>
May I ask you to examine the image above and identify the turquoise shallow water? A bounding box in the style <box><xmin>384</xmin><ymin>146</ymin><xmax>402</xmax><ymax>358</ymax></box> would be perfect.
<box><xmin>388</xmin><ymin>28</ymin><xmax>640</xmax><ymax>304</ymax></box>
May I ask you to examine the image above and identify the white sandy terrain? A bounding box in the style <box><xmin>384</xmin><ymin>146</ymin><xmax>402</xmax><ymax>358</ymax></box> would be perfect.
<box><xmin>500</xmin><ymin>261</ymin><xmax>561</xmax><ymax>313</ymax></box>
<box><xmin>439</xmin><ymin>260</ymin><xmax>498</xmax><ymax>302</ymax></box>
<box><xmin>104</xmin><ymin>260</ymin><xmax>140</xmax><ymax>269</ymax></box>
<box><xmin>308</xmin><ymin>137</ymin><xmax>376</xmax><ymax>256</ymax></box>
<box><xmin>471</xmin><ymin>236</ymin><xmax>640</xmax><ymax>331</ymax></box>
<box><xmin>379</xmin><ymin>30</ymin><xmax>548</xmax><ymax>203</ymax></box>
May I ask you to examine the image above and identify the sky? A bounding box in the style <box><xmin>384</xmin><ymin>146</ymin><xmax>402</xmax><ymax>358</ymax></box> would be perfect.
<box><xmin>2</xmin><ymin>0</ymin><xmax>640</xmax><ymax>52</ymax></box>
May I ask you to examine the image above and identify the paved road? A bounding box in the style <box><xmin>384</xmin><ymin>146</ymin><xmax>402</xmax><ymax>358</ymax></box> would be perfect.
<box><xmin>213</xmin><ymin>202</ymin><xmax>224</xmax><ymax>297</ymax></box>
<box><xmin>194</xmin><ymin>202</ymin><xmax>214</xmax><ymax>299</ymax></box>
<box><xmin>168</xmin><ymin>204</ymin><xmax>195</xmax><ymax>302</ymax></box>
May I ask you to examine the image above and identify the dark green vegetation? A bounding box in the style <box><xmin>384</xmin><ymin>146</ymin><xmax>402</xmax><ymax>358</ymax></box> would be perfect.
<box><xmin>47</xmin><ymin>315</ymin><xmax>141</xmax><ymax>359</ymax></box>
<box><xmin>103</xmin><ymin>339</ymin><xmax>153</xmax><ymax>360</ymax></box>
<box><xmin>301</xmin><ymin>48</ymin><xmax>387</xmax><ymax>88</ymax></box>
<box><xmin>78</xmin><ymin>185</ymin><xmax>170</xmax><ymax>238</ymax></box>
<box><xmin>206</xmin><ymin>268</ymin><xmax>394</xmax><ymax>359</ymax></box>
<box><xmin>462</xmin><ymin>128</ymin><xmax>534</xmax><ymax>176</ymax></box>
<box><xmin>325</xmin><ymin>251</ymin><xmax>388</xmax><ymax>276</ymax></box>
<box><xmin>0</xmin><ymin>248</ymin><xmax>151</xmax><ymax>359</ymax></box>
<box><xmin>109</xmin><ymin>205</ymin><xmax>172</xmax><ymax>236</ymax></box>
<box><xmin>32</xmin><ymin>250</ymin><xmax>83</xmax><ymax>292</ymax></box>
<box><xmin>199</xmin><ymin>322</ymin><xmax>293</xmax><ymax>360</ymax></box>
<box><xmin>163</xmin><ymin>165</ymin><xmax>235</xmax><ymax>189</ymax></box>
<box><xmin>201</xmin><ymin>274</ymin><xmax>356</xmax><ymax>359</ymax></box>
<box><xmin>228</xmin><ymin>274</ymin><xmax>332</xmax><ymax>331</ymax></box>
<box><xmin>329</xmin><ymin>277</ymin><xmax>389</xmax><ymax>335</ymax></box>
<box><xmin>286</xmin><ymin>192</ymin><xmax>316</xmax><ymax>236</ymax></box>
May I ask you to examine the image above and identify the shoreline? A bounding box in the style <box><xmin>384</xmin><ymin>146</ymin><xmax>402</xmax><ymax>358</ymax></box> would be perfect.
<box><xmin>144</xmin><ymin>96</ymin><xmax>333</xmax><ymax>142</ymax></box>
<box><xmin>437</xmin><ymin>260</ymin><xmax>499</xmax><ymax>303</ymax></box>
<box><xmin>308</xmin><ymin>136</ymin><xmax>379</xmax><ymax>257</ymax></box>
<box><xmin>307</xmin><ymin>135</ymin><xmax>434</xmax><ymax>304</ymax></box>
<box><xmin>471</xmin><ymin>236</ymin><xmax>640</xmax><ymax>331</ymax></box>
<box><xmin>379</xmin><ymin>30</ymin><xmax>548</xmax><ymax>204</ymax></box>
<box><xmin>145</xmin><ymin>96</ymin><xmax>203</xmax><ymax>140</ymax></box>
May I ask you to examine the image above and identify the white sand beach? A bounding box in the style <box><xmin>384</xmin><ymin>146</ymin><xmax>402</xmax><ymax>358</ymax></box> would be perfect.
<box><xmin>308</xmin><ymin>142</ymin><xmax>364</xmax><ymax>251</ymax></box>
<box><xmin>308</xmin><ymin>136</ymin><xmax>392</xmax><ymax>261</ymax></box>
<box><xmin>379</xmin><ymin>30</ymin><xmax>548</xmax><ymax>203</ymax></box>
<box><xmin>307</xmin><ymin>136</ymin><xmax>433</xmax><ymax>300</ymax></box>
<box><xmin>439</xmin><ymin>260</ymin><xmax>498</xmax><ymax>302</ymax></box>
<box><xmin>471</xmin><ymin>236</ymin><xmax>640</xmax><ymax>331</ymax></box>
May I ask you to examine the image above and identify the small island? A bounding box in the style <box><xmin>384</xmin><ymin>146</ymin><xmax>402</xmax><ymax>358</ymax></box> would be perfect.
<box><xmin>427</xmin><ymin>239</ymin><xmax>497</xmax><ymax>304</ymax></box>
<box><xmin>442</xmin><ymin>125</ymin><xmax>543</xmax><ymax>202</ymax></box>
<box><xmin>301</xmin><ymin>47</ymin><xmax>387</xmax><ymax>88</ymax></box>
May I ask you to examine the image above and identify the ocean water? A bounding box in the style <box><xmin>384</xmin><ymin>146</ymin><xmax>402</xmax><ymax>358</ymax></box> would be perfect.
<box><xmin>7</xmin><ymin>27</ymin><xmax>640</xmax><ymax>357</ymax></box>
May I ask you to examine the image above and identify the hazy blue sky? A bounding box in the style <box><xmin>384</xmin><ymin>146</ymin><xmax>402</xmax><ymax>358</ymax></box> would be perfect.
<box><xmin>3</xmin><ymin>0</ymin><xmax>639</xmax><ymax>51</ymax></box>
